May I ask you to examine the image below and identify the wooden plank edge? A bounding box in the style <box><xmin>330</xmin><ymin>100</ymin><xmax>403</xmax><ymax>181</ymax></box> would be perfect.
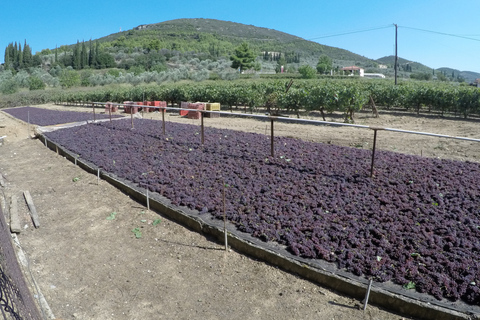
<box><xmin>23</xmin><ymin>191</ymin><xmax>40</xmax><ymax>228</ymax></box>
<box><xmin>9</xmin><ymin>194</ymin><xmax>22</xmax><ymax>233</ymax></box>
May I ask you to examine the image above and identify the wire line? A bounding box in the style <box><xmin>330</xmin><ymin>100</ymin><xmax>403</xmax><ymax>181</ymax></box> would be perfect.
<box><xmin>306</xmin><ymin>25</ymin><xmax>393</xmax><ymax>41</ymax></box>
<box><xmin>399</xmin><ymin>26</ymin><xmax>480</xmax><ymax>42</ymax></box>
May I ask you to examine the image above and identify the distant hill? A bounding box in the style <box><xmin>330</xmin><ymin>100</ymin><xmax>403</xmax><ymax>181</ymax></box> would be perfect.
<box><xmin>376</xmin><ymin>55</ymin><xmax>432</xmax><ymax>74</ymax></box>
<box><xmin>95</xmin><ymin>18</ymin><xmax>378</xmax><ymax>68</ymax></box>
<box><xmin>32</xmin><ymin>18</ymin><xmax>480</xmax><ymax>81</ymax></box>
<box><xmin>437</xmin><ymin>67</ymin><xmax>480</xmax><ymax>83</ymax></box>
<box><xmin>377</xmin><ymin>56</ymin><xmax>480</xmax><ymax>82</ymax></box>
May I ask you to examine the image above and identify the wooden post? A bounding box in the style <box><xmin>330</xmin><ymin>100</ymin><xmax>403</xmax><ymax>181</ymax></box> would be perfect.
<box><xmin>92</xmin><ymin>103</ymin><xmax>96</xmax><ymax>122</ymax></box>
<box><xmin>370</xmin><ymin>127</ymin><xmax>385</xmax><ymax>177</ymax></box>
<box><xmin>9</xmin><ymin>195</ymin><xmax>21</xmax><ymax>233</ymax></box>
<box><xmin>270</xmin><ymin>117</ymin><xmax>275</xmax><ymax>157</ymax></box>
<box><xmin>162</xmin><ymin>107</ymin><xmax>166</xmax><ymax>135</ymax></box>
<box><xmin>223</xmin><ymin>180</ymin><xmax>227</xmax><ymax>251</ymax></box>
<box><xmin>24</xmin><ymin>191</ymin><xmax>40</xmax><ymax>228</ymax></box>
<box><xmin>131</xmin><ymin>110</ymin><xmax>134</xmax><ymax>129</ymax></box>
<box><xmin>201</xmin><ymin>111</ymin><xmax>205</xmax><ymax>145</ymax></box>
<box><xmin>27</xmin><ymin>110</ymin><xmax>30</xmax><ymax>138</ymax></box>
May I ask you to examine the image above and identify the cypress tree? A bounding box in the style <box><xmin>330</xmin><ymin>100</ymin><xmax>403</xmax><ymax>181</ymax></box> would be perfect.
<box><xmin>4</xmin><ymin>43</ymin><xmax>15</xmax><ymax>69</ymax></box>
<box><xmin>80</xmin><ymin>40</ymin><xmax>87</xmax><ymax>69</ymax></box>
<box><xmin>88</xmin><ymin>40</ymin><xmax>93</xmax><ymax>67</ymax></box>
<box><xmin>94</xmin><ymin>41</ymin><xmax>100</xmax><ymax>68</ymax></box>
<box><xmin>22</xmin><ymin>40</ymin><xmax>32</xmax><ymax>68</ymax></box>
<box><xmin>17</xmin><ymin>43</ymin><xmax>23</xmax><ymax>69</ymax></box>
<box><xmin>73</xmin><ymin>40</ymin><xmax>81</xmax><ymax>69</ymax></box>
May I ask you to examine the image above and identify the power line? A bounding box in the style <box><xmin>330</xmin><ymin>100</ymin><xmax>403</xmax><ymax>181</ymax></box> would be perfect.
<box><xmin>399</xmin><ymin>26</ymin><xmax>480</xmax><ymax>42</ymax></box>
<box><xmin>306</xmin><ymin>25</ymin><xmax>393</xmax><ymax>41</ymax></box>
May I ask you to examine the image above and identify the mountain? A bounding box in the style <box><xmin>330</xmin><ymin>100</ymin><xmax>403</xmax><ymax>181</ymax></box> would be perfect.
<box><xmin>94</xmin><ymin>18</ymin><xmax>378</xmax><ymax>68</ymax></box>
<box><xmin>376</xmin><ymin>56</ymin><xmax>432</xmax><ymax>73</ymax></box>
<box><xmin>437</xmin><ymin>67</ymin><xmax>480</xmax><ymax>83</ymax></box>
<box><xmin>42</xmin><ymin>18</ymin><xmax>480</xmax><ymax>80</ymax></box>
<box><xmin>376</xmin><ymin>56</ymin><xmax>480</xmax><ymax>82</ymax></box>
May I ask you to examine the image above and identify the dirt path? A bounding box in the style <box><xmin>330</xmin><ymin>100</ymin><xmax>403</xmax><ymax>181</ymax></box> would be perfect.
<box><xmin>3</xmin><ymin>104</ymin><xmax>478</xmax><ymax>320</ymax></box>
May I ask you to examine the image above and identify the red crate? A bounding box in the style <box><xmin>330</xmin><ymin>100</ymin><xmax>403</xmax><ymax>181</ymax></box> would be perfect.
<box><xmin>105</xmin><ymin>102</ymin><xmax>119</xmax><ymax>113</ymax></box>
<box><xmin>180</xmin><ymin>101</ymin><xmax>190</xmax><ymax>116</ymax></box>
<box><xmin>148</xmin><ymin>101</ymin><xmax>167</xmax><ymax>112</ymax></box>
<box><xmin>123</xmin><ymin>101</ymin><xmax>138</xmax><ymax>114</ymax></box>
<box><xmin>187</xmin><ymin>103</ymin><xmax>205</xmax><ymax>119</ymax></box>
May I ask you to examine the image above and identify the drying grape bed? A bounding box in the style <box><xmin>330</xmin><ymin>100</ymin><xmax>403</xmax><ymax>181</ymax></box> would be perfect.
<box><xmin>44</xmin><ymin>118</ymin><xmax>480</xmax><ymax>305</ymax></box>
<box><xmin>3</xmin><ymin>106</ymin><xmax>122</xmax><ymax>126</ymax></box>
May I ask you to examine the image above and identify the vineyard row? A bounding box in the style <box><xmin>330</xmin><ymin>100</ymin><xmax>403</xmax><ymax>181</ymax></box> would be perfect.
<box><xmin>2</xmin><ymin>79</ymin><xmax>480</xmax><ymax>120</ymax></box>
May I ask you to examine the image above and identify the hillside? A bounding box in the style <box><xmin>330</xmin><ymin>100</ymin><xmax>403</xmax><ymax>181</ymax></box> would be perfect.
<box><xmin>376</xmin><ymin>55</ymin><xmax>433</xmax><ymax>74</ymax></box>
<box><xmin>3</xmin><ymin>18</ymin><xmax>479</xmax><ymax>92</ymax></box>
<box><xmin>377</xmin><ymin>55</ymin><xmax>480</xmax><ymax>82</ymax></box>
<box><xmin>95</xmin><ymin>18</ymin><xmax>377</xmax><ymax>68</ymax></box>
<box><xmin>437</xmin><ymin>67</ymin><xmax>480</xmax><ymax>83</ymax></box>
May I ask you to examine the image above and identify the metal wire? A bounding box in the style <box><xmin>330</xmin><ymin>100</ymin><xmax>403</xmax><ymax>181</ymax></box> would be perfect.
<box><xmin>93</xmin><ymin>102</ymin><xmax>480</xmax><ymax>144</ymax></box>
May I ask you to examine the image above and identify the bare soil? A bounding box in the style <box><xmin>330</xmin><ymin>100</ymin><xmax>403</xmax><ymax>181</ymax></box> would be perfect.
<box><xmin>1</xmin><ymin>104</ymin><xmax>479</xmax><ymax>320</ymax></box>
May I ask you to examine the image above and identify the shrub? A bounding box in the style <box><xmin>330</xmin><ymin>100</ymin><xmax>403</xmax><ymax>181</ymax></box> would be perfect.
<box><xmin>298</xmin><ymin>65</ymin><xmax>317</xmax><ymax>79</ymax></box>
<box><xmin>28</xmin><ymin>76</ymin><xmax>46</xmax><ymax>90</ymax></box>
<box><xmin>0</xmin><ymin>78</ymin><xmax>18</xmax><ymax>94</ymax></box>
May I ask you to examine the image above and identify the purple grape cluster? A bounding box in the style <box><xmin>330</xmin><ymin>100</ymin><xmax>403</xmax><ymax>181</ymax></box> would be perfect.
<box><xmin>3</xmin><ymin>106</ymin><xmax>122</xmax><ymax>126</ymax></box>
<box><xmin>45</xmin><ymin>118</ymin><xmax>480</xmax><ymax>304</ymax></box>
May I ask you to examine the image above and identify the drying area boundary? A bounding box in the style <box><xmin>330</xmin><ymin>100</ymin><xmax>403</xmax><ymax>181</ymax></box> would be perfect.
<box><xmin>37</xmin><ymin>132</ymin><xmax>478</xmax><ymax>320</ymax></box>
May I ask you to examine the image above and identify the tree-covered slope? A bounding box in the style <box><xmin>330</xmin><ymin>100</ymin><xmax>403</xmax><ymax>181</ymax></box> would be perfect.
<box><xmin>96</xmin><ymin>18</ymin><xmax>375</xmax><ymax>65</ymax></box>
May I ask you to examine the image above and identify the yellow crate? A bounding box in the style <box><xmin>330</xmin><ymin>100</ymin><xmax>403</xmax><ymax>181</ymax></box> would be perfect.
<box><xmin>206</xmin><ymin>103</ymin><xmax>221</xmax><ymax>111</ymax></box>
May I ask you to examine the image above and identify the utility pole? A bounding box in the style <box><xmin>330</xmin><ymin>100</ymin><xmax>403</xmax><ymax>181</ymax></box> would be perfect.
<box><xmin>394</xmin><ymin>24</ymin><xmax>398</xmax><ymax>85</ymax></box>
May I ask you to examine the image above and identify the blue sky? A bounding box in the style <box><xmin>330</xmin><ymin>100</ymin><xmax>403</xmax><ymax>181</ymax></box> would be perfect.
<box><xmin>2</xmin><ymin>0</ymin><xmax>480</xmax><ymax>73</ymax></box>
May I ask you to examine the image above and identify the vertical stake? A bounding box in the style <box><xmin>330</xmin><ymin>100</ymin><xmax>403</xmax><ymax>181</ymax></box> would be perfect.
<box><xmin>27</xmin><ymin>110</ymin><xmax>30</xmax><ymax>138</ymax></box>
<box><xmin>146</xmin><ymin>188</ymin><xmax>150</xmax><ymax>211</ymax></box>
<box><xmin>270</xmin><ymin>118</ymin><xmax>275</xmax><ymax>157</ymax></box>
<box><xmin>109</xmin><ymin>105</ymin><xmax>112</xmax><ymax>124</ymax></box>
<box><xmin>201</xmin><ymin>111</ymin><xmax>205</xmax><ymax>145</ymax></box>
<box><xmin>162</xmin><ymin>107</ymin><xmax>166</xmax><ymax>135</ymax></box>
<box><xmin>370</xmin><ymin>127</ymin><xmax>384</xmax><ymax>178</ymax></box>
<box><xmin>363</xmin><ymin>279</ymin><xmax>373</xmax><ymax>311</ymax></box>
<box><xmin>223</xmin><ymin>180</ymin><xmax>227</xmax><ymax>251</ymax></box>
<box><xmin>97</xmin><ymin>168</ymin><xmax>100</xmax><ymax>185</ymax></box>
<box><xmin>93</xmin><ymin>104</ymin><xmax>96</xmax><ymax>122</ymax></box>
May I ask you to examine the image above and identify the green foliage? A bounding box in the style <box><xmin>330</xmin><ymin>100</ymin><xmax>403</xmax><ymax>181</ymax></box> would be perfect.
<box><xmin>3</xmin><ymin>78</ymin><xmax>480</xmax><ymax>123</ymax></box>
<box><xmin>107</xmin><ymin>69</ymin><xmax>121</xmax><ymax>77</ymax></box>
<box><xmin>403</xmin><ymin>281</ymin><xmax>416</xmax><ymax>290</ymax></box>
<box><xmin>59</xmin><ymin>69</ymin><xmax>81</xmax><ymax>88</ymax></box>
<box><xmin>0</xmin><ymin>71</ymin><xmax>18</xmax><ymax>94</ymax></box>
<box><xmin>80</xmin><ymin>69</ymin><xmax>93</xmax><ymax>86</ymax></box>
<box><xmin>230</xmin><ymin>42</ymin><xmax>256</xmax><ymax>72</ymax></box>
<box><xmin>316</xmin><ymin>55</ymin><xmax>332</xmax><ymax>74</ymax></box>
<box><xmin>106</xmin><ymin>212</ymin><xmax>117</xmax><ymax>220</ymax></box>
<box><xmin>298</xmin><ymin>65</ymin><xmax>316</xmax><ymax>79</ymax></box>
<box><xmin>129</xmin><ymin>66</ymin><xmax>146</xmax><ymax>76</ymax></box>
<box><xmin>436</xmin><ymin>72</ymin><xmax>447</xmax><ymax>82</ymax></box>
<box><xmin>28</xmin><ymin>76</ymin><xmax>46</xmax><ymax>90</ymax></box>
<box><xmin>131</xmin><ymin>227</ymin><xmax>142</xmax><ymax>238</ymax></box>
<box><xmin>410</xmin><ymin>73</ymin><xmax>432</xmax><ymax>81</ymax></box>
